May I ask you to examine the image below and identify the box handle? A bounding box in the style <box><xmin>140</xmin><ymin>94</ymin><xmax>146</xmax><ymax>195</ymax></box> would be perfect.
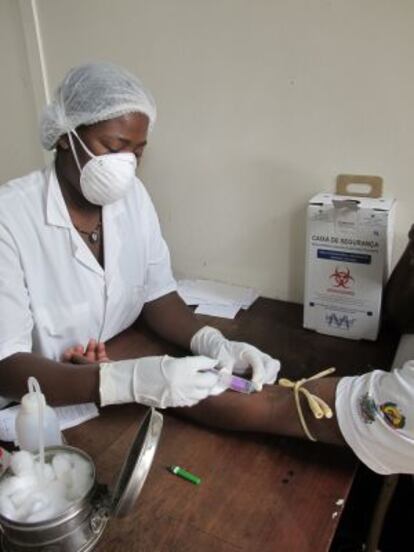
<box><xmin>336</xmin><ymin>174</ymin><xmax>383</xmax><ymax>198</ymax></box>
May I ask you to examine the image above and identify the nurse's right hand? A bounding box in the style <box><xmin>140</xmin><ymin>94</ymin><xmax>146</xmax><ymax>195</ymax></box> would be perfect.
<box><xmin>99</xmin><ymin>355</ymin><xmax>220</xmax><ymax>409</ymax></box>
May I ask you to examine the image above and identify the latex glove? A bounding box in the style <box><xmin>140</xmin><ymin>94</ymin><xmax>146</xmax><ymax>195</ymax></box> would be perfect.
<box><xmin>99</xmin><ymin>355</ymin><xmax>219</xmax><ymax>408</ymax></box>
<box><xmin>190</xmin><ymin>326</ymin><xmax>280</xmax><ymax>391</ymax></box>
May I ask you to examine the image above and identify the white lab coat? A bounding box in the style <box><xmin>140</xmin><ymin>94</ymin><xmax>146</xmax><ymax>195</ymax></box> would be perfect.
<box><xmin>0</xmin><ymin>164</ymin><xmax>177</xmax><ymax>363</ymax></box>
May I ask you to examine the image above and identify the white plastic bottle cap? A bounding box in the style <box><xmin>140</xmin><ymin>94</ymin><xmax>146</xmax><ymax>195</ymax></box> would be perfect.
<box><xmin>20</xmin><ymin>392</ymin><xmax>46</xmax><ymax>413</ymax></box>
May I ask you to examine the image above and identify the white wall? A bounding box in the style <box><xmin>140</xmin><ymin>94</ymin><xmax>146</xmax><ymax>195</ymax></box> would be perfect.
<box><xmin>0</xmin><ymin>0</ymin><xmax>44</xmax><ymax>181</ymax></box>
<box><xmin>2</xmin><ymin>0</ymin><xmax>414</xmax><ymax>302</ymax></box>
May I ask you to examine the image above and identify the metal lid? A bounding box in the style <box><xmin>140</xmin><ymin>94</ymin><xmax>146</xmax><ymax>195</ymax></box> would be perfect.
<box><xmin>109</xmin><ymin>407</ymin><xmax>163</xmax><ymax>518</ymax></box>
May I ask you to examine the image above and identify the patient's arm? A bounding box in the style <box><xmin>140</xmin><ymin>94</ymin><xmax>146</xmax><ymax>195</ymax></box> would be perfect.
<box><xmin>184</xmin><ymin>367</ymin><xmax>414</xmax><ymax>476</ymax></box>
<box><xmin>175</xmin><ymin>377</ymin><xmax>346</xmax><ymax>446</ymax></box>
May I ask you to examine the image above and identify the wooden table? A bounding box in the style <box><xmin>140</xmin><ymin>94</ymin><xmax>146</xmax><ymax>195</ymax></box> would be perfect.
<box><xmin>65</xmin><ymin>299</ymin><xmax>399</xmax><ymax>552</ymax></box>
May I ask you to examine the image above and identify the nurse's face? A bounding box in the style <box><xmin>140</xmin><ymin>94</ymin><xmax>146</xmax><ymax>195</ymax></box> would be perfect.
<box><xmin>57</xmin><ymin>112</ymin><xmax>149</xmax><ymax>196</ymax></box>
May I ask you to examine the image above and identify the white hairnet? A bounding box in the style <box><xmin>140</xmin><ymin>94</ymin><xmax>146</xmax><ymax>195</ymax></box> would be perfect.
<box><xmin>40</xmin><ymin>61</ymin><xmax>157</xmax><ymax>150</ymax></box>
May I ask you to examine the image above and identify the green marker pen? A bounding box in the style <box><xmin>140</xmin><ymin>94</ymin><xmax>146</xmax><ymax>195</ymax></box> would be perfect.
<box><xmin>169</xmin><ymin>465</ymin><xmax>201</xmax><ymax>485</ymax></box>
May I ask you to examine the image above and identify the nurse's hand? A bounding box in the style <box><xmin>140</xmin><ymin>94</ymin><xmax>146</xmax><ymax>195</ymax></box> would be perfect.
<box><xmin>62</xmin><ymin>339</ymin><xmax>110</xmax><ymax>364</ymax></box>
<box><xmin>99</xmin><ymin>355</ymin><xmax>221</xmax><ymax>408</ymax></box>
<box><xmin>190</xmin><ymin>326</ymin><xmax>280</xmax><ymax>391</ymax></box>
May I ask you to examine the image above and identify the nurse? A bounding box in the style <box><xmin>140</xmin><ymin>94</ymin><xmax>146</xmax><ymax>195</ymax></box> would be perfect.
<box><xmin>0</xmin><ymin>62</ymin><xmax>279</xmax><ymax>409</ymax></box>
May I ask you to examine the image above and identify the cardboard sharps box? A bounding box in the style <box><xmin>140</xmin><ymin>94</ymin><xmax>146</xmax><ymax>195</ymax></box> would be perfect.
<box><xmin>303</xmin><ymin>177</ymin><xmax>396</xmax><ymax>340</ymax></box>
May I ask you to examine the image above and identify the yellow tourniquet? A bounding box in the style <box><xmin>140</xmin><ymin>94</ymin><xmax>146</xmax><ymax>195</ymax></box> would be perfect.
<box><xmin>279</xmin><ymin>367</ymin><xmax>336</xmax><ymax>442</ymax></box>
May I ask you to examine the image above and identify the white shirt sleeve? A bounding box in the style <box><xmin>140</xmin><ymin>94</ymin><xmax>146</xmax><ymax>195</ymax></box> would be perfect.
<box><xmin>0</xmin><ymin>224</ymin><xmax>33</xmax><ymax>361</ymax></box>
<box><xmin>336</xmin><ymin>362</ymin><xmax>414</xmax><ymax>474</ymax></box>
<box><xmin>141</xmin><ymin>186</ymin><xmax>177</xmax><ymax>303</ymax></box>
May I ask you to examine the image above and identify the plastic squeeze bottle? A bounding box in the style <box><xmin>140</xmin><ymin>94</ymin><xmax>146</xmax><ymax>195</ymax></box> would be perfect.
<box><xmin>15</xmin><ymin>377</ymin><xmax>62</xmax><ymax>452</ymax></box>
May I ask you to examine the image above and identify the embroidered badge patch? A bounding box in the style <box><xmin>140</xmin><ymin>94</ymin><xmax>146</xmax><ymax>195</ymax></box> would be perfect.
<box><xmin>359</xmin><ymin>393</ymin><xmax>377</xmax><ymax>424</ymax></box>
<box><xmin>379</xmin><ymin>402</ymin><xmax>406</xmax><ymax>429</ymax></box>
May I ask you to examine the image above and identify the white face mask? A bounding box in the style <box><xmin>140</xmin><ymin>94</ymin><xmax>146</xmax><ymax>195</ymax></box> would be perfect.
<box><xmin>68</xmin><ymin>130</ymin><xmax>137</xmax><ymax>206</ymax></box>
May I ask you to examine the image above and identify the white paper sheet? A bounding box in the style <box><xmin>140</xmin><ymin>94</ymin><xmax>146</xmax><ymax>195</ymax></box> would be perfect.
<box><xmin>0</xmin><ymin>403</ymin><xmax>99</xmax><ymax>442</ymax></box>
<box><xmin>178</xmin><ymin>279</ymin><xmax>258</xmax><ymax>307</ymax></box>
<box><xmin>178</xmin><ymin>279</ymin><xmax>259</xmax><ymax>319</ymax></box>
<box><xmin>195</xmin><ymin>303</ymin><xmax>241</xmax><ymax>319</ymax></box>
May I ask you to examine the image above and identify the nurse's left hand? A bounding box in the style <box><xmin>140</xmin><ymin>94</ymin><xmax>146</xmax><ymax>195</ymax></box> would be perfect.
<box><xmin>190</xmin><ymin>326</ymin><xmax>281</xmax><ymax>391</ymax></box>
<box><xmin>62</xmin><ymin>339</ymin><xmax>110</xmax><ymax>364</ymax></box>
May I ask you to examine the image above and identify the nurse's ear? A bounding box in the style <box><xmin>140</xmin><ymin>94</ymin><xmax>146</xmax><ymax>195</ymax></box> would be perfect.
<box><xmin>57</xmin><ymin>135</ymin><xmax>70</xmax><ymax>151</ymax></box>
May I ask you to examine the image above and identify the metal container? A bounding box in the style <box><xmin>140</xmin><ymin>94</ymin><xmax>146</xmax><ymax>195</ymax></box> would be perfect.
<box><xmin>0</xmin><ymin>407</ymin><xmax>163</xmax><ymax>552</ymax></box>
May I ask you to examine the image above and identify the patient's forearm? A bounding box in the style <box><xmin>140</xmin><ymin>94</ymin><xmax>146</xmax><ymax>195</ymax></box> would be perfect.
<box><xmin>176</xmin><ymin>378</ymin><xmax>346</xmax><ymax>446</ymax></box>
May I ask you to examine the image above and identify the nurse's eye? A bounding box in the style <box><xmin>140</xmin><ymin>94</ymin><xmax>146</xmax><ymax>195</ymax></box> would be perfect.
<box><xmin>102</xmin><ymin>141</ymin><xmax>124</xmax><ymax>153</ymax></box>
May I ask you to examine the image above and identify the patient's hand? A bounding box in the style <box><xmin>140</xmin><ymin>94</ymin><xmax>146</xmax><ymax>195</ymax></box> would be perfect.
<box><xmin>62</xmin><ymin>339</ymin><xmax>110</xmax><ymax>364</ymax></box>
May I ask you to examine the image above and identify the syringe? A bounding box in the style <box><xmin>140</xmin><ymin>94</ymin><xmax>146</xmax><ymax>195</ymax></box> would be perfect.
<box><xmin>216</xmin><ymin>370</ymin><xmax>257</xmax><ymax>394</ymax></box>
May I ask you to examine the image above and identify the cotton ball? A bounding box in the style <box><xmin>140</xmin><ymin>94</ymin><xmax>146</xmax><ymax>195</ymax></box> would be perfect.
<box><xmin>0</xmin><ymin>474</ymin><xmax>37</xmax><ymax>498</ymax></box>
<box><xmin>10</xmin><ymin>487</ymin><xmax>32</xmax><ymax>509</ymax></box>
<box><xmin>10</xmin><ymin>451</ymin><xmax>35</xmax><ymax>476</ymax></box>
<box><xmin>26</xmin><ymin>504</ymin><xmax>63</xmax><ymax>523</ymax></box>
<box><xmin>0</xmin><ymin>476</ymin><xmax>15</xmax><ymax>497</ymax></box>
<box><xmin>29</xmin><ymin>494</ymin><xmax>50</xmax><ymax>514</ymax></box>
<box><xmin>48</xmin><ymin>480</ymin><xmax>71</xmax><ymax>515</ymax></box>
<box><xmin>46</xmin><ymin>479</ymin><xmax>67</xmax><ymax>508</ymax></box>
<box><xmin>34</xmin><ymin>461</ymin><xmax>55</xmax><ymax>482</ymax></box>
<box><xmin>0</xmin><ymin>494</ymin><xmax>18</xmax><ymax>520</ymax></box>
<box><xmin>52</xmin><ymin>454</ymin><xmax>72</xmax><ymax>483</ymax></box>
<box><xmin>25</xmin><ymin>482</ymin><xmax>70</xmax><ymax>522</ymax></box>
<box><xmin>25</xmin><ymin>507</ymin><xmax>54</xmax><ymax>523</ymax></box>
<box><xmin>68</xmin><ymin>455</ymin><xmax>93</xmax><ymax>501</ymax></box>
<box><xmin>0</xmin><ymin>452</ymin><xmax>94</xmax><ymax>522</ymax></box>
<box><xmin>15</xmin><ymin>489</ymin><xmax>51</xmax><ymax>521</ymax></box>
<box><xmin>44</xmin><ymin>464</ymin><xmax>55</xmax><ymax>481</ymax></box>
<box><xmin>8</xmin><ymin>475</ymin><xmax>38</xmax><ymax>512</ymax></box>
<box><xmin>52</xmin><ymin>453</ymin><xmax>72</xmax><ymax>471</ymax></box>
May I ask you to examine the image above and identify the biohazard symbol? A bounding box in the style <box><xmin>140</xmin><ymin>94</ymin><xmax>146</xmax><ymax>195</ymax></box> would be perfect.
<box><xmin>329</xmin><ymin>267</ymin><xmax>354</xmax><ymax>289</ymax></box>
